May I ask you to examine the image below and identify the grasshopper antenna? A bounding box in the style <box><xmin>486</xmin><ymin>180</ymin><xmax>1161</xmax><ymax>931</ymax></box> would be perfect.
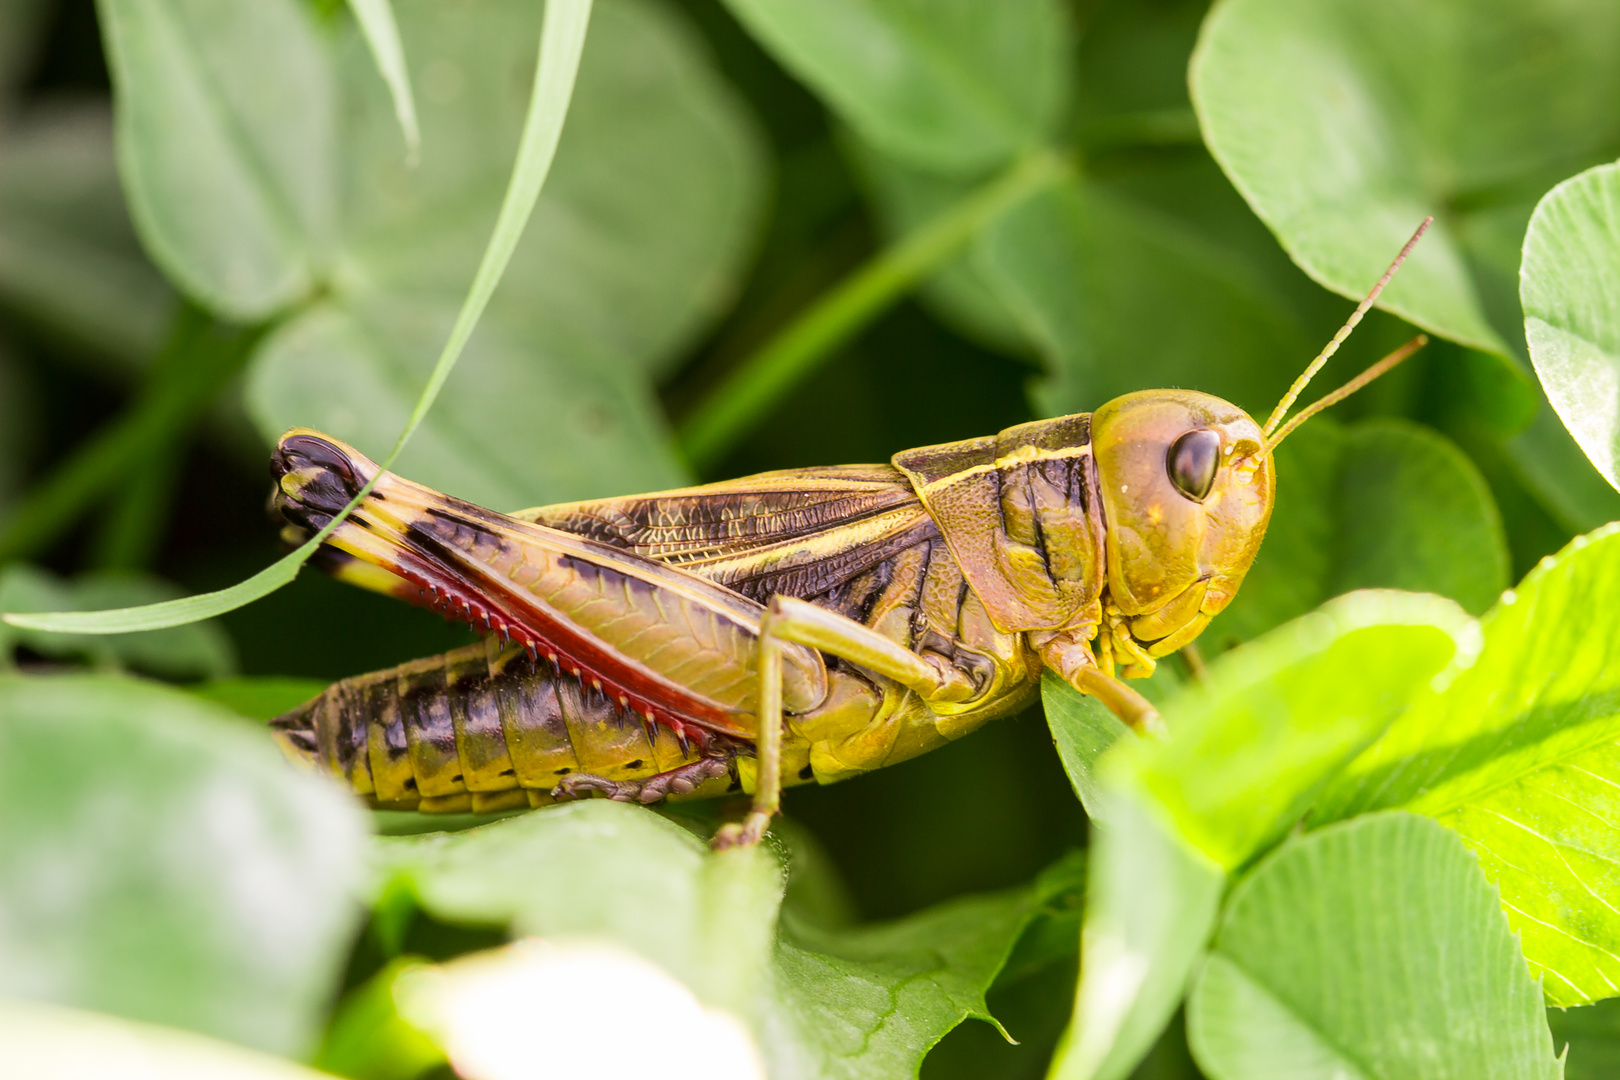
<box><xmin>1261</xmin><ymin>216</ymin><xmax>1433</xmax><ymax>443</ymax></box>
<box><xmin>1266</xmin><ymin>334</ymin><xmax>1428</xmax><ymax>450</ymax></box>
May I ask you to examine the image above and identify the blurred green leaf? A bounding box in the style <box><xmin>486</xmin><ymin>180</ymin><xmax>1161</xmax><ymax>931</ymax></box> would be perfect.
<box><xmin>1551</xmin><ymin>998</ymin><xmax>1620</xmax><ymax>1080</ymax></box>
<box><xmin>978</xmin><ymin>182</ymin><xmax>1309</xmax><ymax>421</ymax></box>
<box><xmin>0</xmin><ymin>0</ymin><xmax>49</xmax><ymax>98</ymax></box>
<box><xmin>1213</xmin><ymin>418</ymin><xmax>1511</xmax><ymax>644</ymax></box>
<box><xmin>188</xmin><ymin>675</ymin><xmax>328</xmax><ymax>721</ymax></box>
<box><xmin>315</xmin><ymin>956</ymin><xmax>446</xmax><ymax>1080</ymax></box>
<box><xmin>1050</xmin><ymin>788</ymin><xmax>1223</xmax><ymax>1080</ymax></box>
<box><xmin>1187</xmin><ymin>813</ymin><xmax>1560</xmax><ymax>1080</ymax></box>
<box><xmin>249</xmin><ymin>0</ymin><xmax>764</xmax><ymax>507</ymax></box>
<box><xmin>0</xmin><ymin>673</ymin><xmax>368</xmax><ymax>1055</ymax></box>
<box><xmin>1119</xmin><ymin>590</ymin><xmax>1473</xmax><ymax>873</ymax></box>
<box><xmin>375</xmin><ymin>800</ymin><xmax>781</xmax><ymax>1019</ymax></box>
<box><xmin>719</xmin><ymin>0</ymin><xmax>1071</xmax><ymax>173</ymax></box>
<box><xmin>0</xmin><ymin>103</ymin><xmax>177</xmax><ymax>369</ymax></box>
<box><xmin>376</xmin><ymin>799</ymin><xmax>1057</xmax><ymax>1078</ymax></box>
<box><xmin>0</xmin><ymin>564</ymin><xmax>236</xmax><ymax>678</ymax></box>
<box><xmin>1522</xmin><ymin>161</ymin><xmax>1620</xmax><ymax>493</ymax></box>
<box><xmin>1313</xmin><ymin>524</ymin><xmax>1620</xmax><ymax>1005</ymax></box>
<box><xmin>1192</xmin><ymin>0</ymin><xmax>1620</xmax><ymax>357</ymax></box>
<box><xmin>0</xmin><ymin>344</ymin><xmax>38</xmax><ymax>522</ymax></box>
<box><xmin>98</xmin><ymin>0</ymin><xmax>337</xmax><ymax>318</ymax></box>
<box><xmin>0</xmin><ymin>999</ymin><xmax>338</xmax><ymax>1080</ymax></box>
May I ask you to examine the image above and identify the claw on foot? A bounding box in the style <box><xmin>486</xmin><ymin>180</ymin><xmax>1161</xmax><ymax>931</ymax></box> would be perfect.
<box><xmin>551</xmin><ymin>755</ymin><xmax>732</xmax><ymax>807</ymax></box>
<box><xmin>711</xmin><ymin>810</ymin><xmax>772</xmax><ymax>850</ymax></box>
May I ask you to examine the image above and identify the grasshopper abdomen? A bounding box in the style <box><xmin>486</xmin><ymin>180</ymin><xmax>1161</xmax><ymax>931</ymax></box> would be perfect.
<box><xmin>272</xmin><ymin>636</ymin><xmax>737</xmax><ymax>813</ymax></box>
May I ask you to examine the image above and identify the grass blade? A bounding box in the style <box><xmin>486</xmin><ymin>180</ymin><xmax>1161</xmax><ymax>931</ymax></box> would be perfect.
<box><xmin>347</xmin><ymin>0</ymin><xmax>420</xmax><ymax>163</ymax></box>
<box><xmin>4</xmin><ymin>0</ymin><xmax>595</xmax><ymax>636</ymax></box>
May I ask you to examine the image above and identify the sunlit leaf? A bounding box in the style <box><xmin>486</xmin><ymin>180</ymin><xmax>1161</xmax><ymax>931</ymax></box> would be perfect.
<box><xmin>1192</xmin><ymin>0</ymin><xmax>1620</xmax><ymax>355</ymax></box>
<box><xmin>98</xmin><ymin>0</ymin><xmax>336</xmax><ymax>318</ymax></box>
<box><xmin>1120</xmin><ymin>590</ymin><xmax>1473</xmax><ymax>873</ymax></box>
<box><xmin>1314</xmin><ymin>524</ymin><xmax>1620</xmax><ymax>1005</ymax></box>
<box><xmin>0</xmin><ymin>999</ymin><xmax>337</xmax><ymax>1080</ymax></box>
<box><xmin>1188</xmin><ymin>813</ymin><xmax>1561</xmax><ymax>1080</ymax></box>
<box><xmin>1049</xmin><ymin>788</ymin><xmax>1222</xmax><ymax>1080</ymax></box>
<box><xmin>719</xmin><ymin>0</ymin><xmax>1071</xmax><ymax>173</ymax></box>
<box><xmin>1522</xmin><ymin>161</ymin><xmax>1620</xmax><ymax>494</ymax></box>
<box><xmin>1212</xmin><ymin>418</ymin><xmax>1511</xmax><ymax>644</ymax></box>
<box><xmin>0</xmin><ymin>673</ymin><xmax>368</xmax><ymax>1055</ymax></box>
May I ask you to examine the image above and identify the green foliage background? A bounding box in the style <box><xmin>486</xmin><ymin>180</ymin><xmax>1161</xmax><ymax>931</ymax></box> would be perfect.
<box><xmin>4</xmin><ymin>0</ymin><xmax>1620</xmax><ymax>1076</ymax></box>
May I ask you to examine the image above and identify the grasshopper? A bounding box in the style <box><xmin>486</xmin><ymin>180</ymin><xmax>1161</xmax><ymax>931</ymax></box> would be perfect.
<box><xmin>269</xmin><ymin>223</ymin><xmax>1431</xmax><ymax>847</ymax></box>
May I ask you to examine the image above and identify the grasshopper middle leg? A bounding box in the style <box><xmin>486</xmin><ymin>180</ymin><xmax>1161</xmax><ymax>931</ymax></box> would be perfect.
<box><xmin>713</xmin><ymin>595</ymin><xmax>986</xmax><ymax>850</ymax></box>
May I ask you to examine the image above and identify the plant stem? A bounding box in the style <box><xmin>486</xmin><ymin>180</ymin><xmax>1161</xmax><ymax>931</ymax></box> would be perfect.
<box><xmin>0</xmin><ymin>307</ymin><xmax>257</xmax><ymax>564</ymax></box>
<box><xmin>676</xmin><ymin>148</ymin><xmax>1071</xmax><ymax>471</ymax></box>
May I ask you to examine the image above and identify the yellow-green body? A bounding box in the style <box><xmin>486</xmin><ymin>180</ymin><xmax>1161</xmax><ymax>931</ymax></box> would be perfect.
<box><xmin>270</xmin><ymin>388</ymin><xmax>1274</xmax><ymax>813</ymax></box>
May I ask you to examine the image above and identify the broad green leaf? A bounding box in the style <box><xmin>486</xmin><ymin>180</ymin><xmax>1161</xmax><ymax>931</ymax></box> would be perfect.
<box><xmin>1041</xmin><ymin>671</ymin><xmax>1129</xmax><ymax>821</ymax></box>
<box><xmin>1213</xmin><ymin>418</ymin><xmax>1511</xmax><ymax>644</ymax></box>
<box><xmin>248</xmin><ymin>0</ymin><xmax>762</xmax><ymax>506</ymax></box>
<box><xmin>98</xmin><ymin>0</ymin><xmax>336</xmax><ymax>318</ymax></box>
<box><xmin>0</xmin><ymin>999</ymin><xmax>337</xmax><ymax>1080</ymax></box>
<box><xmin>1050</xmin><ymin>788</ymin><xmax>1223</xmax><ymax>1080</ymax></box>
<box><xmin>0</xmin><ymin>673</ymin><xmax>368</xmax><ymax>1055</ymax></box>
<box><xmin>1314</xmin><ymin>524</ymin><xmax>1620</xmax><ymax>1004</ymax></box>
<box><xmin>0</xmin><ymin>564</ymin><xmax>236</xmax><ymax>678</ymax></box>
<box><xmin>6</xmin><ymin>0</ymin><xmax>642</xmax><ymax>635</ymax></box>
<box><xmin>375</xmin><ymin>799</ymin><xmax>1057</xmax><ymax>1077</ymax></box>
<box><xmin>1522</xmin><ymin>162</ymin><xmax>1620</xmax><ymax>493</ymax></box>
<box><xmin>1550</xmin><ymin>999</ymin><xmax>1620</xmax><ymax>1080</ymax></box>
<box><xmin>0</xmin><ymin>103</ymin><xmax>176</xmax><ymax>369</ymax></box>
<box><xmin>375</xmin><ymin>800</ymin><xmax>781</xmax><ymax>1019</ymax></box>
<box><xmin>767</xmin><ymin>887</ymin><xmax>1043</xmax><ymax>1080</ymax></box>
<box><xmin>1192</xmin><ymin>0</ymin><xmax>1620</xmax><ymax>357</ymax></box>
<box><xmin>1119</xmin><ymin>590</ymin><xmax>1473</xmax><ymax>872</ymax></box>
<box><xmin>719</xmin><ymin>0</ymin><xmax>1071</xmax><ymax>173</ymax></box>
<box><xmin>977</xmin><ymin>181</ymin><xmax>1310</xmax><ymax>422</ymax></box>
<box><xmin>1187</xmin><ymin>813</ymin><xmax>1561</xmax><ymax>1080</ymax></box>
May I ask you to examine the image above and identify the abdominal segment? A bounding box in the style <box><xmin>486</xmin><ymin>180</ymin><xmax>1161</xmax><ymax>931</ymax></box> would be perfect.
<box><xmin>271</xmin><ymin>636</ymin><xmax>742</xmax><ymax>812</ymax></box>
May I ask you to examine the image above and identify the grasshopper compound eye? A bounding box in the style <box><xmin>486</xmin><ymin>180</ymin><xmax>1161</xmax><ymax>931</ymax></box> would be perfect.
<box><xmin>1166</xmin><ymin>429</ymin><xmax>1220</xmax><ymax>503</ymax></box>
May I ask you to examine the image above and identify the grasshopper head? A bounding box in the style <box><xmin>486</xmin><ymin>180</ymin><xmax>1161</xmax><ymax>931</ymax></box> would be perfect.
<box><xmin>1091</xmin><ymin>390</ymin><xmax>1273</xmax><ymax>657</ymax></box>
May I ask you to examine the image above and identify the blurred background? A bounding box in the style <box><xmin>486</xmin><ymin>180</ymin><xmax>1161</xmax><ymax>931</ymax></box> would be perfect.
<box><xmin>4</xmin><ymin>0</ymin><xmax>1620</xmax><ymax>1074</ymax></box>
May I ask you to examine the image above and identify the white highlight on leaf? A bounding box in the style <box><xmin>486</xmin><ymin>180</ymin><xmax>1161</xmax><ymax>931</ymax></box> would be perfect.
<box><xmin>397</xmin><ymin>938</ymin><xmax>764</xmax><ymax>1080</ymax></box>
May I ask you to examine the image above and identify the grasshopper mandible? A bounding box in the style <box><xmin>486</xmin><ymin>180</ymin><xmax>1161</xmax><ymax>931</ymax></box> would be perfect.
<box><xmin>269</xmin><ymin>221</ymin><xmax>1432</xmax><ymax>847</ymax></box>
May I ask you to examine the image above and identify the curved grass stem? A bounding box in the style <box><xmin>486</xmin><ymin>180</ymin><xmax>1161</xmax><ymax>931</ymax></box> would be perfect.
<box><xmin>676</xmin><ymin>148</ymin><xmax>1072</xmax><ymax>472</ymax></box>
